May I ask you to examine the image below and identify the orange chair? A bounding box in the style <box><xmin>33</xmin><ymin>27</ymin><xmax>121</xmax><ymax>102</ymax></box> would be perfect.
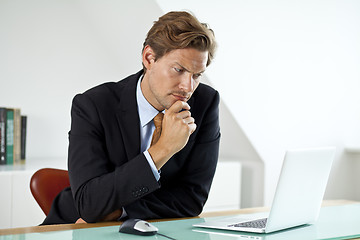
<box><xmin>30</xmin><ymin>168</ymin><xmax>70</xmax><ymax>216</ymax></box>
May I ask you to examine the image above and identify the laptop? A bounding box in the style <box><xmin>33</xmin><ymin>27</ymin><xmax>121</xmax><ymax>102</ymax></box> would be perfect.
<box><xmin>193</xmin><ymin>147</ymin><xmax>336</xmax><ymax>234</ymax></box>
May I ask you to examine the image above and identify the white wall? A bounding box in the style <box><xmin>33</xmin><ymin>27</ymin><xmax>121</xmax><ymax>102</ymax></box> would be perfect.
<box><xmin>157</xmin><ymin>0</ymin><xmax>360</xmax><ymax>206</ymax></box>
<box><xmin>0</xmin><ymin>0</ymin><xmax>163</xmax><ymax>159</ymax></box>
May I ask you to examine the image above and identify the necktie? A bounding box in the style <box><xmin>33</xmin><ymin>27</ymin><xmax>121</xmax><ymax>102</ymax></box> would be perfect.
<box><xmin>150</xmin><ymin>112</ymin><xmax>164</xmax><ymax>146</ymax></box>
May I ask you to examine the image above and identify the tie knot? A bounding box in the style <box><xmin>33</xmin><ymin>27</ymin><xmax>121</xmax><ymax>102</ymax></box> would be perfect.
<box><xmin>153</xmin><ymin>112</ymin><xmax>164</xmax><ymax>129</ymax></box>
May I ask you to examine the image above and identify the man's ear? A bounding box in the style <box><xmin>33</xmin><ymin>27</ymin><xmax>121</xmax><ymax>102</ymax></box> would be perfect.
<box><xmin>142</xmin><ymin>45</ymin><xmax>156</xmax><ymax>70</ymax></box>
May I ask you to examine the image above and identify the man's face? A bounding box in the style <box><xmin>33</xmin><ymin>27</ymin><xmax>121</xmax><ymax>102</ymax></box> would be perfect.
<box><xmin>141</xmin><ymin>47</ymin><xmax>208</xmax><ymax>111</ymax></box>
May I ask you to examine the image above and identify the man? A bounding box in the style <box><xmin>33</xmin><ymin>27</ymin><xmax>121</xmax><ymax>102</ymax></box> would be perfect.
<box><xmin>43</xmin><ymin>11</ymin><xmax>220</xmax><ymax>224</ymax></box>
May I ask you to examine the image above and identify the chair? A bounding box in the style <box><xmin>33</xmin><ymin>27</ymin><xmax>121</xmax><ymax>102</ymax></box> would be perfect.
<box><xmin>30</xmin><ymin>168</ymin><xmax>70</xmax><ymax>216</ymax></box>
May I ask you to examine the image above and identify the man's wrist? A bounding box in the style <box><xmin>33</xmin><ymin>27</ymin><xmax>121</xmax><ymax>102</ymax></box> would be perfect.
<box><xmin>148</xmin><ymin>142</ymin><xmax>173</xmax><ymax>170</ymax></box>
<box><xmin>143</xmin><ymin>150</ymin><xmax>161</xmax><ymax>181</ymax></box>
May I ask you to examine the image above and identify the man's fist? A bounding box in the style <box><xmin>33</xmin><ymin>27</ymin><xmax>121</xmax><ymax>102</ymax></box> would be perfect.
<box><xmin>148</xmin><ymin>101</ymin><xmax>196</xmax><ymax>169</ymax></box>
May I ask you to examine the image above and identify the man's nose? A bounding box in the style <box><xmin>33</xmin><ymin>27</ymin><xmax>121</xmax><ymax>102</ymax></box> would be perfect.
<box><xmin>179</xmin><ymin>73</ymin><xmax>194</xmax><ymax>92</ymax></box>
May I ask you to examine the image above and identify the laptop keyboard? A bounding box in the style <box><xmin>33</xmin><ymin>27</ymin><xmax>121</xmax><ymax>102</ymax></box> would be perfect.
<box><xmin>228</xmin><ymin>218</ymin><xmax>268</xmax><ymax>229</ymax></box>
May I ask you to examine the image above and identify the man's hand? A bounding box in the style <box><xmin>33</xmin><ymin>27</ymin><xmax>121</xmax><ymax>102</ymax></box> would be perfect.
<box><xmin>100</xmin><ymin>209</ymin><xmax>123</xmax><ymax>222</ymax></box>
<box><xmin>161</xmin><ymin>101</ymin><xmax>196</xmax><ymax>152</ymax></box>
<box><xmin>74</xmin><ymin>208</ymin><xmax>123</xmax><ymax>223</ymax></box>
<box><xmin>148</xmin><ymin>101</ymin><xmax>196</xmax><ymax>170</ymax></box>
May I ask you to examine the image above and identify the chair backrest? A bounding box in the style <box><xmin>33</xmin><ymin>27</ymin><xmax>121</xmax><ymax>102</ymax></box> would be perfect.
<box><xmin>30</xmin><ymin>168</ymin><xmax>70</xmax><ymax>216</ymax></box>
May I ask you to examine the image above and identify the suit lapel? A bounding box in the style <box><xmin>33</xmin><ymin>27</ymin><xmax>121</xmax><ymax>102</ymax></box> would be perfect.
<box><xmin>187</xmin><ymin>94</ymin><xmax>195</xmax><ymax>110</ymax></box>
<box><xmin>187</xmin><ymin>92</ymin><xmax>196</xmax><ymax>141</ymax></box>
<box><xmin>116</xmin><ymin>71</ymin><xmax>142</xmax><ymax>160</ymax></box>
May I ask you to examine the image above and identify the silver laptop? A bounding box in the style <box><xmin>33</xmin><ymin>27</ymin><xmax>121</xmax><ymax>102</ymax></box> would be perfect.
<box><xmin>194</xmin><ymin>147</ymin><xmax>336</xmax><ymax>233</ymax></box>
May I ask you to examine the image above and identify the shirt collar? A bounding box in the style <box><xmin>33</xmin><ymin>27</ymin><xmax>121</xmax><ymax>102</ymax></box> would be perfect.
<box><xmin>136</xmin><ymin>75</ymin><xmax>160</xmax><ymax>127</ymax></box>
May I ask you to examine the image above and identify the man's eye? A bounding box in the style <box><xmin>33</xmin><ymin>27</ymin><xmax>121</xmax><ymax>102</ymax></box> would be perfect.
<box><xmin>193</xmin><ymin>73</ymin><xmax>202</xmax><ymax>80</ymax></box>
<box><xmin>174</xmin><ymin>67</ymin><xmax>183</xmax><ymax>73</ymax></box>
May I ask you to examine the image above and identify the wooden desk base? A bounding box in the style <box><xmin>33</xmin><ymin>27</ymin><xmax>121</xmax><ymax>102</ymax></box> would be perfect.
<box><xmin>0</xmin><ymin>199</ymin><xmax>357</xmax><ymax>236</ymax></box>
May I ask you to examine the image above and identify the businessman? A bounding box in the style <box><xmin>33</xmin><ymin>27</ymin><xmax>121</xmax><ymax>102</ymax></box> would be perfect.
<box><xmin>43</xmin><ymin>11</ymin><xmax>220</xmax><ymax>224</ymax></box>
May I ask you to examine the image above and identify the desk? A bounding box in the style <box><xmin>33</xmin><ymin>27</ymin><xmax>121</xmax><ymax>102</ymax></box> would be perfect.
<box><xmin>0</xmin><ymin>200</ymin><xmax>359</xmax><ymax>239</ymax></box>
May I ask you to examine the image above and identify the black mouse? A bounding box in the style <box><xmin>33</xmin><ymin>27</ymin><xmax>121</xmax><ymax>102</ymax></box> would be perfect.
<box><xmin>119</xmin><ymin>218</ymin><xmax>158</xmax><ymax>236</ymax></box>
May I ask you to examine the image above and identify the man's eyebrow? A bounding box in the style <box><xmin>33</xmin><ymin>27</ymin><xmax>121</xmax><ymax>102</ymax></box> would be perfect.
<box><xmin>175</xmin><ymin>62</ymin><xmax>206</xmax><ymax>74</ymax></box>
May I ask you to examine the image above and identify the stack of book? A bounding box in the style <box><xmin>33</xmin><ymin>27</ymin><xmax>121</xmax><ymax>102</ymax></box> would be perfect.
<box><xmin>0</xmin><ymin>107</ymin><xmax>27</xmax><ymax>165</ymax></box>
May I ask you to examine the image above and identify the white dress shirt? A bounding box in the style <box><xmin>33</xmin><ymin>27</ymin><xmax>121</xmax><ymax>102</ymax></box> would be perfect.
<box><xmin>136</xmin><ymin>75</ymin><xmax>162</xmax><ymax>181</ymax></box>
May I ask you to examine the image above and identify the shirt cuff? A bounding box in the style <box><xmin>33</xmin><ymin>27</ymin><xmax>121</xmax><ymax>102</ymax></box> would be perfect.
<box><xmin>144</xmin><ymin>150</ymin><xmax>161</xmax><ymax>181</ymax></box>
<box><xmin>118</xmin><ymin>208</ymin><xmax>127</xmax><ymax>220</ymax></box>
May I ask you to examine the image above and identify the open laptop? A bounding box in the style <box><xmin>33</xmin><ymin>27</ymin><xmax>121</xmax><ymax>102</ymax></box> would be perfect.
<box><xmin>194</xmin><ymin>147</ymin><xmax>336</xmax><ymax>234</ymax></box>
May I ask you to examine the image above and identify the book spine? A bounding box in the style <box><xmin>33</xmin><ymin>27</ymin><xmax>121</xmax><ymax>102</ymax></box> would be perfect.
<box><xmin>0</xmin><ymin>108</ymin><xmax>6</xmax><ymax>165</ymax></box>
<box><xmin>6</xmin><ymin>109</ymin><xmax>14</xmax><ymax>165</ymax></box>
<box><xmin>13</xmin><ymin>108</ymin><xmax>21</xmax><ymax>164</ymax></box>
<box><xmin>21</xmin><ymin>115</ymin><xmax>27</xmax><ymax>161</ymax></box>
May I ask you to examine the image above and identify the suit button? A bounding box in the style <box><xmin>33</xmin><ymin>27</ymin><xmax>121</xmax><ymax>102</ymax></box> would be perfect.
<box><xmin>132</xmin><ymin>186</ymin><xmax>149</xmax><ymax>198</ymax></box>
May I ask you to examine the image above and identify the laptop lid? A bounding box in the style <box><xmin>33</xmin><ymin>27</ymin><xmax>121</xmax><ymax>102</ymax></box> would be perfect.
<box><xmin>265</xmin><ymin>147</ymin><xmax>335</xmax><ymax>232</ymax></box>
<box><xmin>194</xmin><ymin>147</ymin><xmax>336</xmax><ymax>233</ymax></box>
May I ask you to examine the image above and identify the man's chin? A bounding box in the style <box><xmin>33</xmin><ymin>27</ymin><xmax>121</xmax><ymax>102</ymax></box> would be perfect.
<box><xmin>161</xmin><ymin>96</ymin><xmax>190</xmax><ymax>110</ymax></box>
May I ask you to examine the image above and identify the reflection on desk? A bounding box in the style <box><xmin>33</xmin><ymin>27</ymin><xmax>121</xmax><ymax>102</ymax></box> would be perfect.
<box><xmin>0</xmin><ymin>200</ymin><xmax>359</xmax><ymax>240</ymax></box>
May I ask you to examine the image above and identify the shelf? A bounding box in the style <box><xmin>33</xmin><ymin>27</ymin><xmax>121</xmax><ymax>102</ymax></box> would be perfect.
<box><xmin>0</xmin><ymin>158</ymin><xmax>67</xmax><ymax>172</ymax></box>
<box><xmin>345</xmin><ymin>147</ymin><xmax>360</xmax><ymax>154</ymax></box>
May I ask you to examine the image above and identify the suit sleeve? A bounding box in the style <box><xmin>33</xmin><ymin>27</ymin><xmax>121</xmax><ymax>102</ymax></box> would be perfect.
<box><xmin>68</xmin><ymin>94</ymin><xmax>160</xmax><ymax>222</ymax></box>
<box><xmin>124</xmin><ymin>91</ymin><xmax>221</xmax><ymax>219</ymax></box>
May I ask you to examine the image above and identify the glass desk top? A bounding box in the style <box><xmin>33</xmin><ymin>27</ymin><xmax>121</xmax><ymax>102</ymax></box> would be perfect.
<box><xmin>1</xmin><ymin>203</ymin><xmax>360</xmax><ymax>240</ymax></box>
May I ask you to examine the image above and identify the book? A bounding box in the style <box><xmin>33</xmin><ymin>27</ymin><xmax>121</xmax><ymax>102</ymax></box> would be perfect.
<box><xmin>0</xmin><ymin>108</ymin><xmax>6</xmax><ymax>165</ymax></box>
<box><xmin>0</xmin><ymin>107</ymin><xmax>27</xmax><ymax>164</ymax></box>
<box><xmin>13</xmin><ymin>108</ymin><xmax>21</xmax><ymax>164</ymax></box>
<box><xmin>6</xmin><ymin>109</ymin><xmax>14</xmax><ymax>165</ymax></box>
<box><xmin>21</xmin><ymin>115</ymin><xmax>27</xmax><ymax>161</ymax></box>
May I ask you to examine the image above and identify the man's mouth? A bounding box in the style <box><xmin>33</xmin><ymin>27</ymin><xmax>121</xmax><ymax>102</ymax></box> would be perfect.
<box><xmin>172</xmin><ymin>94</ymin><xmax>189</xmax><ymax>102</ymax></box>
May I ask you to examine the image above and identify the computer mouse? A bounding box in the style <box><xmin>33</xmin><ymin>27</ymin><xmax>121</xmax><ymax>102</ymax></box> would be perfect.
<box><xmin>119</xmin><ymin>218</ymin><xmax>158</xmax><ymax>236</ymax></box>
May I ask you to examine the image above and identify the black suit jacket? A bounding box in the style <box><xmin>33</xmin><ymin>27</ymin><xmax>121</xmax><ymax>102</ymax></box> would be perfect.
<box><xmin>43</xmin><ymin>70</ymin><xmax>220</xmax><ymax>224</ymax></box>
